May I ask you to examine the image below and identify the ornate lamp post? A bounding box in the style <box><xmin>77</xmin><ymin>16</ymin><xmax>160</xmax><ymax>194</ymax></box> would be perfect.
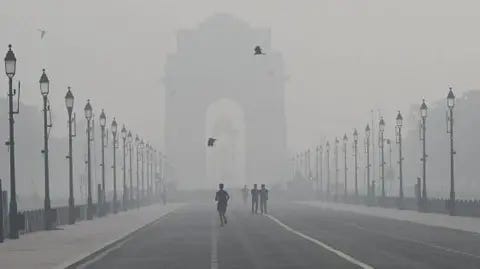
<box><xmin>319</xmin><ymin>145</ymin><xmax>323</xmax><ymax>195</ymax></box>
<box><xmin>146</xmin><ymin>143</ymin><xmax>150</xmax><ymax>200</ymax></box>
<box><xmin>151</xmin><ymin>146</ymin><xmax>155</xmax><ymax>199</ymax></box>
<box><xmin>5</xmin><ymin>45</ymin><xmax>19</xmax><ymax>238</ymax></box>
<box><xmin>149</xmin><ymin>145</ymin><xmax>154</xmax><ymax>199</ymax></box>
<box><xmin>99</xmin><ymin>110</ymin><xmax>106</xmax><ymax>214</ymax></box>
<box><xmin>379</xmin><ymin>117</ymin><xmax>386</xmax><ymax>199</ymax></box>
<box><xmin>396</xmin><ymin>111</ymin><xmax>404</xmax><ymax>209</ymax></box>
<box><xmin>353</xmin><ymin>129</ymin><xmax>359</xmax><ymax>197</ymax></box>
<box><xmin>39</xmin><ymin>69</ymin><xmax>53</xmax><ymax>229</ymax></box>
<box><xmin>447</xmin><ymin>88</ymin><xmax>456</xmax><ymax>215</ymax></box>
<box><xmin>150</xmin><ymin>145</ymin><xmax>154</xmax><ymax>199</ymax></box>
<box><xmin>135</xmin><ymin>135</ymin><xmax>140</xmax><ymax>207</ymax></box>
<box><xmin>315</xmin><ymin>146</ymin><xmax>319</xmax><ymax>195</ymax></box>
<box><xmin>128</xmin><ymin>131</ymin><xmax>133</xmax><ymax>205</ymax></box>
<box><xmin>307</xmin><ymin>149</ymin><xmax>312</xmax><ymax>181</ymax></box>
<box><xmin>420</xmin><ymin>99</ymin><xmax>428</xmax><ymax>210</ymax></box>
<box><xmin>334</xmin><ymin>138</ymin><xmax>339</xmax><ymax>200</ymax></box>
<box><xmin>140</xmin><ymin>139</ymin><xmax>145</xmax><ymax>202</ymax></box>
<box><xmin>84</xmin><ymin>100</ymin><xmax>93</xmax><ymax>220</ymax></box>
<box><xmin>365</xmin><ymin>124</ymin><xmax>371</xmax><ymax>199</ymax></box>
<box><xmin>65</xmin><ymin>87</ymin><xmax>75</xmax><ymax>224</ymax></box>
<box><xmin>153</xmin><ymin>149</ymin><xmax>158</xmax><ymax>198</ymax></box>
<box><xmin>325</xmin><ymin>141</ymin><xmax>330</xmax><ymax>198</ymax></box>
<box><xmin>111</xmin><ymin>118</ymin><xmax>118</xmax><ymax>213</ymax></box>
<box><xmin>343</xmin><ymin>134</ymin><xmax>348</xmax><ymax>198</ymax></box>
<box><xmin>121</xmin><ymin>125</ymin><xmax>127</xmax><ymax>210</ymax></box>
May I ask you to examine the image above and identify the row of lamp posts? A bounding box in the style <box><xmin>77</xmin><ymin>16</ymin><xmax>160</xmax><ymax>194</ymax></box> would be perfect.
<box><xmin>3</xmin><ymin>45</ymin><xmax>167</xmax><ymax>239</ymax></box>
<box><xmin>294</xmin><ymin>88</ymin><xmax>457</xmax><ymax>215</ymax></box>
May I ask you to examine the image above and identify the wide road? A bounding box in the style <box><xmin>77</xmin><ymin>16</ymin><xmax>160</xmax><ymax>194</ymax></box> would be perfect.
<box><xmin>82</xmin><ymin>202</ymin><xmax>480</xmax><ymax>269</ymax></box>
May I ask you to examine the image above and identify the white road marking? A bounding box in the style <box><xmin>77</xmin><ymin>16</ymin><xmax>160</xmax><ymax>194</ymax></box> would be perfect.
<box><xmin>266</xmin><ymin>214</ymin><xmax>374</xmax><ymax>269</ymax></box>
<box><xmin>347</xmin><ymin>222</ymin><xmax>480</xmax><ymax>260</ymax></box>
<box><xmin>211</xmin><ymin>218</ymin><xmax>219</xmax><ymax>269</ymax></box>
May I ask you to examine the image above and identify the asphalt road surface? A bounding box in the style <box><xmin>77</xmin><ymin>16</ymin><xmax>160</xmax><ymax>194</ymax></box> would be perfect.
<box><xmin>82</xmin><ymin>202</ymin><xmax>480</xmax><ymax>269</ymax></box>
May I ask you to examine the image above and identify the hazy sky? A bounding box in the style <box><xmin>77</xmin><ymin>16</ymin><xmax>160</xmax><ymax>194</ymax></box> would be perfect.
<box><xmin>2</xmin><ymin>0</ymin><xmax>480</xmax><ymax>152</ymax></box>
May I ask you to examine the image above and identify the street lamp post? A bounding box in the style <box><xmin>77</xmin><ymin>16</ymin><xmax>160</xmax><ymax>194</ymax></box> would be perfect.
<box><xmin>420</xmin><ymin>99</ymin><xmax>428</xmax><ymax>210</ymax></box>
<box><xmin>5</xmin><ymin>45</ymin><xmax>19</xmax><ymax>239</ymax></box>
<box><xmin>326</xmin><ymin>141</ymin><xmax>330</xmax><ymax>198</ymax></box>
<box><xmin>146</xmin><ymin>143</ymin><xmax>150</xmax><ymax>201</ymax></box>
<box><xmin>315</xmin><ymin>146</ymin><xmax>319</xmax><ymax>196</ymax></box>
<box><xmin>111</xmin><ymin>118</ymin><xmax>118</xmax><ymax>213</ymax></box>
<box><xmin>319</xmin><ymin>146</ymin><xmax>323</xmax><ymax>195</ymax></box>
<box><xmin>99</xmin><ymin>110</ymin><xmax>106</xmax><ymax>214</ymax></box>
<box><xmin>84</xmin><ymin>100</ymin><xmax>93</xmax><ymax>220</ymax></box>
<box><xmin>379</xmin><ymin>117</ymin><xmax>386</xmax><ymax>199</ymax></box>
<box><xmin>39</xmin><ymin>69</ymin><xmax>52</xmax><ymax>230</ymax></box>
<box><xmin>149</xmin><ymin>145</ymin><xmax>153</xmax><ymax>200</ymax></box>
<box><xmin>396</xmin><ymin>111</ymin><xmax>404</xmax><ymax>209</ymax></box>
<box><xmin>293</xmin><ymin>156</ymin><xmax>296</xmax><ymax>181</ymax></box>
<box><xmin>140</xmin><ymin>140</ymin><xmax>145</xmax><ymax>203</ymax></box>
<box><xmin>135</xmin><ymin>135</ymin><xmax>140</xmax><ymax>207</ymax></box>
<box><xmin>159</xmin><ymin>152</ymin><xmax>164</xmax><ymax>187</ymax></box>
<box><xmin>303</xmin><ymin>151</ymin><xmax>307</xmax><ymax>179</ymax></box>
<box><xmin>365</xmin><ymin>125</ymin><xmax>371</xmax><ymax>200</ymax></box>
<box><xmin>150</xmin><ymin>146</ymin><xmax>154</xmax><ymax>199</ymax></box>
<box><xmin>65</xmin><ymin>87</ymin><xmax>75</xmax><ymax>224</ymax></box>
<box><xmin>151</xmin><ymin>146</ymin><xmax>155</xmax><ymax>199</ymax></box>
<box><xmin>343</xmin><ymin>134</ymin><xmax>348</xmax><ymax>198</ymax></box>
<box><xmin>334</xmin><ymin>138</ymin><xmax>339</xmax><ymax>200</ymax></box>
<box><xmin>447</xmin><ymin>88</ymin><xmax>456</xmax><ymax>215</ymax></box>
<box><xmin>154</xmin><ymin>149</ymin><xmax>158</xmax><ymax>198</ymax></box>
<box><xmin>307</xmin><ymin>149</ymin><xmax>312</xmax><ymax>182</ymax></box>
<box><xmin>121</xmin><ymin>125</ymin><xmax>127</xmax><ymax>210</ymax></box>
<box><xmin>128</xmin><ymin>131</ymin><xmax>133</xmax><ymax>206</ymax></box>
<box><xmin>353</xmin><ymin>129</ymin><xmax>359</xmax><ymax>197</ymax></box>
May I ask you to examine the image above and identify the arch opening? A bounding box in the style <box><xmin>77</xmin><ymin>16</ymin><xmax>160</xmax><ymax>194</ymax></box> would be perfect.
<box><xmin>205</xmin><ymin>98</ymin><xmax>246</xmax><ymax>189</ymax></box>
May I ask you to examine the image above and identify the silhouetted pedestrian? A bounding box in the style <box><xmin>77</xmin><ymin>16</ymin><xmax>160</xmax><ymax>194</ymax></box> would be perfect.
<box><xmin>241</xmin><ymin>184</ymin><xmax>249</xmax><ymax>205</ymax></box>
<box><xmin>260</xmin><ymin>184</ymin><xmax>269</xmax><ymax>214</ymax></box>
<box><xmin>251</xmin><ymin>184</ymin><xmax>259</xmax><ymax>214</ymax></box>
<box><xmin>215</xmin><ymin>183</ymin><xmax>230</xmax><ymax>226</ymax></box>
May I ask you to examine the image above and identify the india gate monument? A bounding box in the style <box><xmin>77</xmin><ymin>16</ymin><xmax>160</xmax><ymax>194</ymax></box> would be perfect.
<box><xmin>164</xmin><ymin>14</ymin><xmax>287</xmax><ymax>189</ymax></box>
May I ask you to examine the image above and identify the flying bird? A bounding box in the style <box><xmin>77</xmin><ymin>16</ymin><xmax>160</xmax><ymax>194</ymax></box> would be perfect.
<box><xmin>37</xmin><ymin>29</ymin><xmax>47</xmax><ymax>39</ymax></box>
<box><xmin>254</xmin><ymin>46</ymin><xmax>265</xmax><ymax>55</ymax></box>
<box><xmin>207</xmin><ymin>137</ymin><xmax>217</xmax><ymax>147</ymax></box>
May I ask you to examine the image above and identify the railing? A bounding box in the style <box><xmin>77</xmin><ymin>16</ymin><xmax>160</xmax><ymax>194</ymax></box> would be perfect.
<box><xmin>0</xmin><ymin>190</ymin><xmax>160</xmax><ymax>241</ymax></box>
<box><xmin>326</xmin><ymin>194</ymin><xmax>480</xmax><ymax>218</ymax></box>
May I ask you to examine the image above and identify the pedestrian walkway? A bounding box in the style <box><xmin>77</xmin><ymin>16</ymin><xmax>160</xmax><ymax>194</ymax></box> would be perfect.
<box><xmin>0</xmin><ymin>203</ymin><xmax>183</xmax><ymax>269</ymax></box>
<box><xmin>299</xmin><ymin>201</ymin><xmax>480</xmax><ymax>234</ymax></box>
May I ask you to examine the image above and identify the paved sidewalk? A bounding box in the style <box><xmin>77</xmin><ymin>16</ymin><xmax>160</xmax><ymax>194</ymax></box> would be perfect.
<box><xmin>299</xmin><ymin>201</ymin><xmax>480</xmax><ymax>234</ymax></box>
<box><xmin>0</xmin><ymin>203</ymin><xmax>183</xmax><ymax>269</ymax></box>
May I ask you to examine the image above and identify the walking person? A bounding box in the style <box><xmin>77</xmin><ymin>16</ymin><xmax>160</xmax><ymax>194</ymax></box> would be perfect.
<box><xmin>251</xmin><ymin>184</ymin><xmax>259</xmax><ymax>214</ymax></box>
<box><xmin>260</xmin><ymin>184</ymin><xmax>269</xmax><ymax>214</ymax></box>
<box><xmin>215</xmin><ymin>183</ymin><xmax>230</xmax><ymax>226</ymax></box>
<box><xmin>241</xmin><ymin>184</ymin><xmax>249</xmax><ymax>205</ymax></box>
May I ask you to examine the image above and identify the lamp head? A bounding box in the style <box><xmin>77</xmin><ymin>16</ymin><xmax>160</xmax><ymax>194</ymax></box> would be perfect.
<box><xmin>4</xmin><ymin>44</ymin><xmax>16</xmax><ymax>78</ymax></box>
<box><xmin>39</xmin><ymin>69</ymin><xmax>49</xmax><ymax>96</ymax></box>
<box><xmin>396</xmin><ymin>111</ymin><xmax>403</xmax><ymax>127</ymax></box>
<box><xmin>65</xmin><ymin>87</ymin><xmax>74</xmax><ymax>112</ymax></box>
<box><xmin>84</xmin><ymin>100</ymin><xmax>93</xmax><ymax>120</ymax></box>
<box><xmin>111</xmin><ymin>118</ymin><xmax>118</xmax><ymax>135</ymax></box>
<box><xmin>447</xmin><ymin>87</ymin><xmax>455</xmax><ymax>109</ymax></box>
<box><xmin>420</xmin><ymin>99</ymin><xmax>428</xmax><ymax>118</ymax></box>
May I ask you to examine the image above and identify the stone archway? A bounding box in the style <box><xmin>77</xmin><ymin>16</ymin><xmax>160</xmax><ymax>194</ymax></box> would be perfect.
<box><xmin>164</xmin><ymin>14</ymin><xmax>287</xmax><ymax>189</ymax></box>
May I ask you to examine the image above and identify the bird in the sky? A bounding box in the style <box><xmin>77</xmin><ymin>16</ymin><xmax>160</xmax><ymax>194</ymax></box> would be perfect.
<box><xmin>37</xmin><ymin>29</ymin><xmax>47</xmax><ymax>39</ymax></box>
<box><xmin>254</xmin><ymin>46</ymin><xmax>265</xmax><ymax>55</ymax></box>
<box><xmin>207</xmin><ymin>137</ymin><xmax>217</xmax><ymax>147</ymax></box>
